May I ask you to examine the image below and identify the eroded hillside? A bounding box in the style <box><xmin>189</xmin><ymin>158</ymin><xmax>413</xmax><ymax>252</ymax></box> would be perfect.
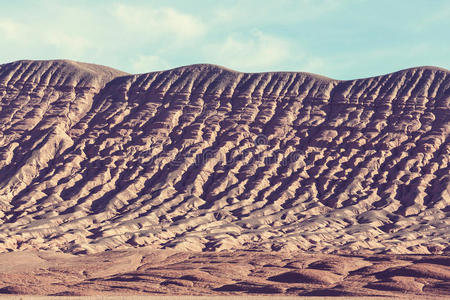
<box><xmin>0</xmin><ymin>60</ymin><xmax>448</xmax><ymax>254</ymax></box>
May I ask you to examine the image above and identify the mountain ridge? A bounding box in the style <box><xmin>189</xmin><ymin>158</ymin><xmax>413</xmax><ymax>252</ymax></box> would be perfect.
<box><xmin>2</xmin><ymin>59</ymin><xmax>449</xmax><ymax>80</ymax></box>
<box><xmin>0</xmin><ymin>59</ymin><xmax>448</xmax><ymax>255</ymax></box>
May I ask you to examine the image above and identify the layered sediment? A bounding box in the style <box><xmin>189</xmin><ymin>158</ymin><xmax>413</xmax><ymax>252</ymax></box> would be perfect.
<box><xmin>0</xmin><ymin>60</ymin><xmax>448</xmax><ymax>255</ymax></box>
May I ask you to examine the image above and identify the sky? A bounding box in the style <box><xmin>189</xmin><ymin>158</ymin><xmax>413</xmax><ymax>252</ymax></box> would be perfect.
<box><xmin>0</xmin><ymin>0</ymin><xmax>448</xmax><ymax>79</ymax></box>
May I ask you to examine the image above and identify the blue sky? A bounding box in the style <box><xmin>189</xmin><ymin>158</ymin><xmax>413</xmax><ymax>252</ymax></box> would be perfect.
<box><xmin>0</xmin><ymin>0</ymin><xmax>448</xmax><ymax>79</ymax></box>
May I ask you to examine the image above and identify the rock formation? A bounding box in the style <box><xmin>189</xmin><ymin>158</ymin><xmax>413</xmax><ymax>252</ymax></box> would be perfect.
<box><xmin>0</xmin><ymin>60</ymin><xmax>448</xmax><ymax>255</ymax></box>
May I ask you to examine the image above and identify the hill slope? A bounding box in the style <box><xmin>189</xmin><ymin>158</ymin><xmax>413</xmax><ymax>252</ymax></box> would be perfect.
<box><xmin>0</xmin><ymin>60</ymin><xmax>448</xmax><ymax>254</ymax></box>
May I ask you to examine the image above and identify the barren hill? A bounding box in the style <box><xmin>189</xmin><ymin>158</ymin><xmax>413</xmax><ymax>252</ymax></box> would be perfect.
<box><xmin>0</xmin><ymin>60</ymin><xmax>448</xmax><ymax>255</ymax></box>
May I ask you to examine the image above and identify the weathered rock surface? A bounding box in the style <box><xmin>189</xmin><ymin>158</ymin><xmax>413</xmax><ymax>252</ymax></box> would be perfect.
<box><xmin>0</xmin><ymin>60</ymin><xmax>448</xmax><ymax>255</ymax></box>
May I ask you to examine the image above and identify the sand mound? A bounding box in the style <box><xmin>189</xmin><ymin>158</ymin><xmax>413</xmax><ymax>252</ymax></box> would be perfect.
<box><xmin>0</xmin><ymin>60</ymin><xmax>448</xmax><ymax>255</ymax></box>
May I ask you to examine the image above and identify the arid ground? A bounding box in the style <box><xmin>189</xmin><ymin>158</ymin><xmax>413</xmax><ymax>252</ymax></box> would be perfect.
<box><xmin>0</xmin><ymin>248</ymin><xmax>449</xmax><ymax>297</ymax></box>
<box><xmin>0</xmin><ymin>60</ymin><xmax>448</xmax><ymax>297</ymax></box>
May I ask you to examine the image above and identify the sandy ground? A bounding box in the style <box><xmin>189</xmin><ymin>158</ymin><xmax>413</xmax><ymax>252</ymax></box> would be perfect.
<box><xmin>0</xmin><ymin>249</ymin><xmax>449</xmax><ymax>297</ymax></box>
<box><xmin>0</xmin><ymin>296</ymin><xmax>446</xmax><ymax>300</ymax></box>
<box><xmin>0</xmin><ymin>296</ymin><xmax>444</xmax><ymax>300</ymax></box>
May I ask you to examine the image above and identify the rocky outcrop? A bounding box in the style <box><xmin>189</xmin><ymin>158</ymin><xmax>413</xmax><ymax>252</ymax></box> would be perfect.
<box><xmin>0</xmin><ymin>60</ymin><xmax>448</xmax><ymax>254</ymax></box>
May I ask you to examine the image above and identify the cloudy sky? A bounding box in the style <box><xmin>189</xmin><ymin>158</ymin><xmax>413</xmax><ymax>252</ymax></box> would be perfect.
<box><xmin>0</xmin><ymin>0</ymin><xmax>448</xmax><ymax>79</ymax></box>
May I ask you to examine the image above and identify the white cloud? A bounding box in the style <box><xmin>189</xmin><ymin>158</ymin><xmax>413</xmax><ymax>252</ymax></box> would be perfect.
<box><xmin>0</xmin><ymin>19</ymin><xmax>28</xmax><ymax>42</ymax></box>
<box><xmin>0</xmin><ymin>18</ymin><xmax>91</xmax><ymax>58</ymax></box>
<box><xmin>132</xmin><ymin>55</ymin><xmax>170</xmax><ymax>73</ymax></box>
<box><xmin>212</xmin><ymin>0</ymin><xmax>342</xmax><ymax>25</ymax></box>
<box><xmin>111</xmin><ymin>3</ymin><xmax>206</xmax><ymax>41</ymax></box>
<box><xmin>299</xmin><ymin>57</ymin><xmax>327</xmax><ymax>74</ymax></box>
<box><xmin>42</xmin><ymin>31</ymin><xmax>91</xmax><ymax>56</ymax></box>
<box><xmin>204</xmin><ymin>30</ymin><xmax>292</xmax><ymax>71</ymax></box>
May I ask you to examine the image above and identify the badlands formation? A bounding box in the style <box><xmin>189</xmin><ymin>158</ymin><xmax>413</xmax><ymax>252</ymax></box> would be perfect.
<box><xmin>0</xmin><ymin>60</ymin><xmax>448</xmax><ymax>296</ymax></box>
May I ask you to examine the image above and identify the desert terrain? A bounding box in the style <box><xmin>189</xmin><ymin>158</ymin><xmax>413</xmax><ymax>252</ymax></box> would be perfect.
<box><xmin>0</xmin><ymin>60</ymin><xmax>448</xmax><ymax>297</ymax></box>
<box><xmin>0</xmin><ymin>248</ymin><xmax>449</xmax><ymax>297</ymax></box>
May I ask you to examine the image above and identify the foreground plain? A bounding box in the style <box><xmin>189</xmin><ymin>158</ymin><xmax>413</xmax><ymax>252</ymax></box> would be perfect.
<box><xmin>0</xmin><ymin>296</ymin><xmax>446</xmax><ymax>300</ymax></box>
<box><xmin>0</xmin><ymin>249</ymin><xmax>449</xmax><ymax>297</ymax></box>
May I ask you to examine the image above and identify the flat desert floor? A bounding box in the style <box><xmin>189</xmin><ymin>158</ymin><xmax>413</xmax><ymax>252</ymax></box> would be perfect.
<box><xmin>0</xmin><ymin>296</ymin><xmax>446</xmax><ymax>300</ymax></box>
<box><xmin>0</xmin><ymin>248</ymin><xmax>449</xmax><ymax>298</ymax></box>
